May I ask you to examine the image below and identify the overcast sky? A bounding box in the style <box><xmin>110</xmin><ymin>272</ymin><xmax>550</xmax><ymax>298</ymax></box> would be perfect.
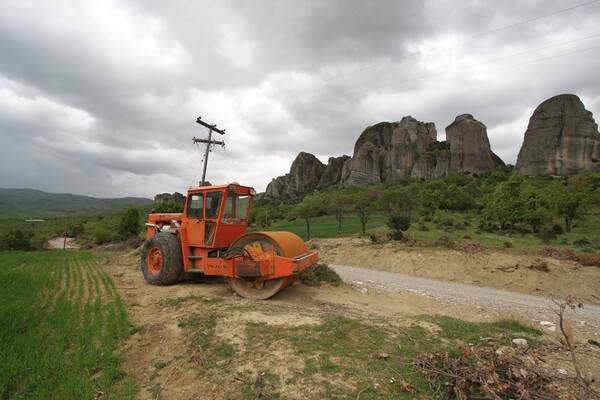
<box><xmin>1</xmin><ymin>0</ymin><xmax>599</xmax><ymax>199</ymax></box>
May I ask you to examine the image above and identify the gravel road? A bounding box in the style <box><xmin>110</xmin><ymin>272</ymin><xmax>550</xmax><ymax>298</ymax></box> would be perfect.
<box><xmin>330</xmin><ymin>263</ymin><xmax>600</xmax><ymax>336</ymax></box>
<box><xmin>48</xmin><ymin>237</ymin><xmax>78</xmax><ymax>249</ymax></box>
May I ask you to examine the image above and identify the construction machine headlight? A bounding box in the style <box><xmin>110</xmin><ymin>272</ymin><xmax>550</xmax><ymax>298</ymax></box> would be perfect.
<box><xmin>228</xmin><ymin>184</ymin><xmax>237</xmax><ymax>192</ymax></box>
<box><xmin>249</xmin><ymin>189</ymin><xmax>256</xmax><ymax>195</ymax></box>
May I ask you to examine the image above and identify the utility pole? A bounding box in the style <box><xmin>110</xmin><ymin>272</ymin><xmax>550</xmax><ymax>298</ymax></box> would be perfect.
<box><xmin>193</xmin><ymin>117</ymin><xmax>226</xmax><ymax>186</ymax></box>
<box><xmin>63</xmin><ymin>210</ymin><xmax>74</xmax><ymax>250</ymax></box>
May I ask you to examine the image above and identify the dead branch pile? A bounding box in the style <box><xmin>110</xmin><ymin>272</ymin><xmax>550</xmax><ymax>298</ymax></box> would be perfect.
<box><xmin>574</xmin><ymin>253</ymin><xmax>600</xmax><ymax>267</ymax></box>
<box><xmin>413</xmin><ymin>342</ymin><xmax>596</xmax><ymax>400</ymax></box>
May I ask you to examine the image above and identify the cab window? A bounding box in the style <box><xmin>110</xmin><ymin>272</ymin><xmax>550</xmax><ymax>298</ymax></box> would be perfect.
<box><xmin>222</xmin><ymin>194</ymin><xmax>251</xmax><ymax>224</ymax></box>
<box><xmin>186</xmin><ymin>194</ymin><xmax>204</xmax><ymax>219</ymax></box>
<box><xmin>205</xmin><ymin>192</ymin><xmax>222</xmax><ymax>219</ymax></box>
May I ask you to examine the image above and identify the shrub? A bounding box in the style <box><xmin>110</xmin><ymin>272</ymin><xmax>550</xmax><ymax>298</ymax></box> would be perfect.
<box><xmin>573</xmin><ymin>237</ymin><xmax>591</xmax><ymax>247</ymax></box>
<box><xmin>435</xmin><ymin>234</ymin><xmax>455</xmax><ymax>249</ymax></box>
<box><xmin>301</xmin><ymin>263</ymin><xmax>342</xmax><ymax>285</ymax></box>
<box><xmin>537</xmin><ymin>229</ymin><xmax>556</xmax><ymax>245</ymax></box>
<box><xmin>387</xmin><ymin>214</ymin><xmax>410</xmax><ymax>241</ymax></box>
<box><xmin>94</xmin><ymin>228</ymin><xmax>114</xmax><ymax>245</ymax></box>
<box><xmin>154</xmin><ymin>200</ymin><xmax>183</xmax><ymax>213</ymax></box>
<box><xmin>551</xmin><ymin>224</ymin><xmax>565</xmax><ymax>234</ymax></box>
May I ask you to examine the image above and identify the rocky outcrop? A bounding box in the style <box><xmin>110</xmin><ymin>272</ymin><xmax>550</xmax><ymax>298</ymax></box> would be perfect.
<box><xmin>317</xmin><ymin>155</ymin><xmax>351</xmax><ymax>190</ymax></box>
<box><xmin>445</xmin><ymin>114</ymin><xmax>505</xmax><ymax>174</ymax></box>
<box><xmin>340</xmin><ymin>116</ymin><xmax>437</xmax><ymax>187</ymax></box>
<box><xmin>515</xmin><ymin>94</ymin><xmax>600</xmax><ymax>176</ymax></box>
<box><xmin>263</xmin><ymin>94</ymin><xmax>600</xmax><ymax>198</ymax></box>
<box><xmin>264</xmin><ymin>152</ymin><xmax>327</xmax><ymax>200</ymax></box>
<box><xmin>411</xmin><ymin>142</ymin><xmax>451</xmax><ymax>179</ymax></box>
<box><xmin>339</xmin><ymin>114</ymin><xmax>502</xmax><ymax>186</ymax></box>
<box><xmin>264</xmin><ymin>176</ymin><xmax>287</xmax><ymax>199</ymax></box>
<box><xmin>154</xmin><ymin>192</ymin><xmax>186</xmax><ymax>205</ymax></box>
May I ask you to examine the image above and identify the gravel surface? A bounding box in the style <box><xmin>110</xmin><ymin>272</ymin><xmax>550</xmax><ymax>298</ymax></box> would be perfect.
<box><xmin>47</xmin><ymin>237</ymin><xmax>78</xmax><ymax>249</ymax></box>
<box><xmin>330</xmin><ymin>263</ymin><xmax>600</xmax><ymax>337</ymax></box>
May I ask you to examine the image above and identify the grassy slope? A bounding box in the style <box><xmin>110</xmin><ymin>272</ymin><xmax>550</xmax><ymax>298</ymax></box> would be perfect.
<box><xmin>261</xmin><ymin>209</ymin><xmax>600</xmax><ymax>252</ymax></box>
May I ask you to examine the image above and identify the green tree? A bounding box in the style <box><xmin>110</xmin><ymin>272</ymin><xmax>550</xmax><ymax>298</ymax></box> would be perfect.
<box><xmin>117</xmin><ymin>208</ymin><xmax>142</xmax><ymax>239</ymax></box>
<box><xmin>326</xmin><ymin>192</ymin><xmax>353</xmax><ymax>236</ymax></box>
<box><xmin>378</xmin><ymin>187</ymin><xmax>419</xmax><ymax>240</ymax></box>
<box><xmin>255</xmin><ymin>210</ymin><xmax>271</xmax><ymax>228</ymax></box>
<box><xmin>520</xmin><ymin>184</ymin><xmax>550</xmax><ymax>234</ymax></box>
<box><xmin>353</xmin><ymin>191</ymin><xmax>378</xmax><ymax>235</ymax></box>
<box><xmin>549</xmin><ymin>175</ymin><xmax>593</xmax><ymax>232</ymax></box>
<box><xmin>155</xmin><ymin>201</ymin><xmax>184</xmax><ymax>213</ymax></box>
<box><xmin>289</xmin><ymin>194</ymin><xmax>324</xmax><ymax>240</ymax></box>
<box><xmin>1</xmin><ymin>228</ymin><xmax>33</xmax><ymax>251</ymax></box>
<box><xmin>70</xmin><ymin>223</ymin><xmax>85</xmax><ymax>237</ymax></box>
<box><xmin>482</xmin><ymin>173</ymin><xmax>525</xmax><ymax>237</ymax></box>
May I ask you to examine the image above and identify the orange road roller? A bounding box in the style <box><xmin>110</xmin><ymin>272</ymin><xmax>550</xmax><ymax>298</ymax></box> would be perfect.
<box><xmin>141</xmin><ymin>183</ymin><xmax>318</xmax><ymax>299</ymax></box>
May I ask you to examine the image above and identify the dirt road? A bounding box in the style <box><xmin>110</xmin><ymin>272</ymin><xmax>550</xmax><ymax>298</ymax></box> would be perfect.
<box><xmin>48</xmin><ymin>237</ymin><xmax>78</xmax><ymax>249</ymax></box>
<box><xmin>330</xmin><ymin>263</ymin><xmax>600</xmax><ymax>336</ymax></box>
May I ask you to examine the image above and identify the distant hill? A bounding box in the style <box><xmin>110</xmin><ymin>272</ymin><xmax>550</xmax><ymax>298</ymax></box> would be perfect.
<box><xmin>0</xmin><ymin>188</ymin><xmax>152</xmax><ymax>219</ymax></box>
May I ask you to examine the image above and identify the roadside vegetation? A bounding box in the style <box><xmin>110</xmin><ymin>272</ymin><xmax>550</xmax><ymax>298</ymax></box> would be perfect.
<box><xmin>0</xmin><ymin>251</ymin><xmax>134</xmax><ymax>399</ymax></box>
<box><xmin>253</xmin><ymin>170</ymin><xmax>600</xmax><ymax>254</ymax></box>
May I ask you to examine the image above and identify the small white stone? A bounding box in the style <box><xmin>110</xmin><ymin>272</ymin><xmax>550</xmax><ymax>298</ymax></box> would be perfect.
<box><xmin>558</xmin><ymin>369</ymin><xmax>568</xmax><ymax>375</ymax></box>
<box><xmin>512</xmin><ymin>339</ymin><xmax>528</xmax><ymax>346</ymax></box>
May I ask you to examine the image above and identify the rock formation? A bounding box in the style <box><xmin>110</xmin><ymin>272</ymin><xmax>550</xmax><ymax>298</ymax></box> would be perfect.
<box><xmin>264</xmin><ymin>152</ymin><xmax>328</xmax><ymax>200</ymax></box>
<box><xmin>263</xmin><ymin>93</ymin><xmax>600</xmax><ymax>199</ymax></box>
<box><xmin>339</xmin><ymin>114</ymin><xmax>503</xmax><ymax>187</ymax></box>
<box><xmin>317</xmin><ymin>155</ymin><xmax>351</xmax><ymax>190</ymax></box>
<box><xmin>411</xmin><ymin>141</ymin><xmax>451</xmax><ymax>179</ymax></box>
<box><xmin>154</xmin><ymin>192</ymin><xmax>186</xmax><ymax>205</ymax></box>
<box><xmin>445</xmin><ymin>114</ymin><xmax>505</xmax><ymax>174</ymax></box>
<box><xmin>515</xmin><ymin>94</ymin><xmax>600</xmax><ymax>176</ymax></box>
<box><xmin>340</xmin><ymin>116</ymin><xmax>437</xmax><ymax>187</ymax></box>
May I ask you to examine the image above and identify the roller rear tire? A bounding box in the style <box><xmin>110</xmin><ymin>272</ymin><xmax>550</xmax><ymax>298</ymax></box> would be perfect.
<box><xmin>141</xmin><ymin>232</ymin><xmax>183</xmax><ymax>285</ymax></box>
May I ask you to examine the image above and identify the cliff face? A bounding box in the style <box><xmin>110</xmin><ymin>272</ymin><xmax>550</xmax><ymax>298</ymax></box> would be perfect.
<box><xmin>264</xmin><ymin>152</ymin><xmax>329</xmax><ymax>200</ymax></box>
<box><xmin>515</xmin><ymin>94</ymin><xmax>600</xmax><ymax>176</ymax></box>
<box><xmin>339</xmin><ymin>114</ymin><xmax>503</xmax><ymax>187</ymax></box>
<box><xmin>340</xmin><ymin>116</ymin><xmax>437</xmax><ymax>187</ymax></box>
<box><xmin>317</xmin><ymin>155</ymin><xmax>351</xmax><ymax>190</ymax></box>
<box><xmin>445</xmin><ymin>114</ymin><xmax>505</xmax><ymax>174</ymax></box>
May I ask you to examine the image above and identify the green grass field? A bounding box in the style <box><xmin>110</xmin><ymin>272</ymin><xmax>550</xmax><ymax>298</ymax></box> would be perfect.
<box><xmin>0</xmin><ymin>251</ymin><xmax>134</xmax><ymax>399</ymax></box>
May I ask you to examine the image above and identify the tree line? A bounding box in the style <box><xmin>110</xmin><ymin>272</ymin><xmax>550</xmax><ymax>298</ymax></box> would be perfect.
<box><xmin>252</xmin><ymin>169</ymin><xmax>600</xmax><ymax>240</ymax></box>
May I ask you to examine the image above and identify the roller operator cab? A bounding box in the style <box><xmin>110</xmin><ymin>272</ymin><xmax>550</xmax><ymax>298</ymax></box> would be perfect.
<box><xmin>141</xmin><ymin>183</ymin><xmax>318</xmax><ymax>299</ymax></box>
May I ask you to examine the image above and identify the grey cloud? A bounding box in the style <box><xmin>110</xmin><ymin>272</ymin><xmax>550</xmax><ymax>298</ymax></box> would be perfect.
<box><xmin>1</xmin><ymin>0</ymin><xmax>599</xmax><ymax>197</ymax></box>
